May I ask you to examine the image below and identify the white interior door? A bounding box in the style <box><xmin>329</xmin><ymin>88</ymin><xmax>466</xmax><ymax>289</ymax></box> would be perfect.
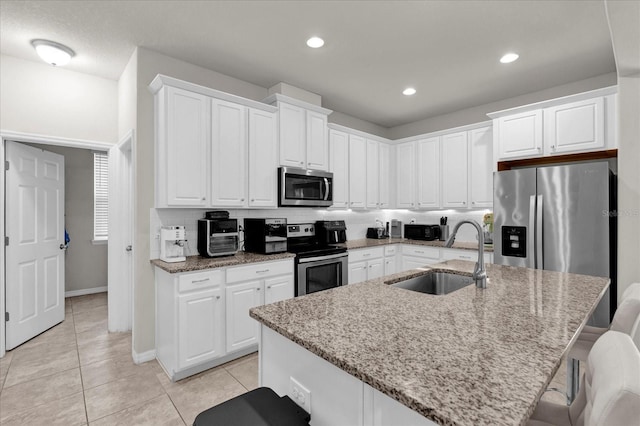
<box><xmin>108</xmin><ymin>133</ymin><xmax>133</xmax><ymax>332</ymax></box>
<box><xmin>6</xmin><ymin>141</ymin><xmax>65</xmax><ymax>350</ymax></box>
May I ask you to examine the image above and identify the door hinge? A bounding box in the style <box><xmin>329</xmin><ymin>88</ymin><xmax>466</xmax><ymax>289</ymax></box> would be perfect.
<box><xmin>5</xmin><ymin>312</ymin><xmax>8</xmax><ymax>322</ymax></box>
<box><xmin>4</xmin><ymin>236</ymin><xmax>8</xmax><ymax>246</ymax></box>
<box><xmin>4</xmin><ymin>161</ymin><xmax>9</xmax><ymax>171</ymax></box>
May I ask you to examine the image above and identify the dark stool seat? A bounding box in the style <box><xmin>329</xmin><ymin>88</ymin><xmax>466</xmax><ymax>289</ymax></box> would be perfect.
<box><xmin>193</xmin><ymin>387</ymin><xmax>310</xmax><ymax>426</ymax></box>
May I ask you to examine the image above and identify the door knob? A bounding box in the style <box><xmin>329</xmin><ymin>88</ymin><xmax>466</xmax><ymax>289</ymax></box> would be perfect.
<box><xmin>59</xmin><ymin>244</ymin><xmax>66</xmax><ymax>250</ymax></box>
<box><xmin>126</xmin><ymin>245</ymin><xmax>132</xmax><ymax>252</ymax></box>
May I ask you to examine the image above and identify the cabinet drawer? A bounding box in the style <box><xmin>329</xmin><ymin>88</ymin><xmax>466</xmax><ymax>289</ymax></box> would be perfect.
<box><xmin>402</xmin><ymin>245</ymin><xmax>440</xmax><ymax>260</ymax></box>
<box><xmin>178</xmin><ymin>269</ymin><xmax>224</xmax><ymax>293</ymax></box>
<box><xmin>384</xmin><ymin>245</ymin><xmax>397</xmax><ymax>256</ymax></box>
<box><xmin>349</xmin><ymin>247</ymin><xmax>384</xmax><ymax>263</ymax></box>
<box><xmin>441</xmin><ymin>249</ymin><xmax>476</xmax><ymax>262</ymax></box>
<box><xmin>227</xmin><ymin>260</ymin><xmax>293</xmax><ymax>284</ymax></box>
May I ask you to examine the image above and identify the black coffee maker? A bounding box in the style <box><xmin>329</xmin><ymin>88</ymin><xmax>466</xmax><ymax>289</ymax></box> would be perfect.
<box><xmin>315</xmin><ymin>220</ymin><xmax>347</xmax><ymax>245</ymax></box>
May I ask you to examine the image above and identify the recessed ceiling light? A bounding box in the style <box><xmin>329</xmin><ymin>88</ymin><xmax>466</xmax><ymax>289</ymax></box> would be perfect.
<box><xmin>500</xmin><ymin>52</ymin><xmax>519</xmax><ymax>64</ymax></box>
<box><xmin>31</xmin><ymin>39</ymin><xmax>75</xmax><ymax>66</ymax></box>
<box><xmin>306</xmin><ymin>37</ymin><xmax>325</xmax><ymax>48</ymax></box>
<box><xmin>403</xmin><ymin>88</ymin><xmax>417</xmax><ymax>96</ymax></box>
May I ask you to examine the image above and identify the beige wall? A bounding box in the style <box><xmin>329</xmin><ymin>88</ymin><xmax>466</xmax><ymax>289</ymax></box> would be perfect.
<box><xmin>0</xmin><ymin>55</ymin><xmax>118</xmax><ymax>143</ymax></box>
<box><xmin>23</xmin><ymin>143</ymin><xmax>108</xmax><ymax>293</ymax></box>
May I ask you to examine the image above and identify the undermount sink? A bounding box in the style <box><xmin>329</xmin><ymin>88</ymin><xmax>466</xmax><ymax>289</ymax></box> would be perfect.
<box><xmin>390</xmin><ymin>272</ymin><xmax>473</xmax><ymax>295</ymax></box>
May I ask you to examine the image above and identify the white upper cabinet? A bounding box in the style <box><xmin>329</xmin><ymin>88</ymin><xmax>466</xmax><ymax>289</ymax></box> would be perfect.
<box><xmin>468</xmin><ymin>126</ymin><xmax>493</xmax><ymax>208</ymax></box>
<box><xmin>349</xmin><ymin>134</ymin><xmax>367</xmax><ymax>209</ymax></box>
<box><xmin>396</xmin><ymin>142</ymin><xmax>416</xmax><ymax>209</ymax></box>
<box><xmin>416</xmin><ymin>137</ymin><xmax>440</xmax><ymax>209</ymax></box>
<box><xmin>266</xmin><ymin>94</ymin><xmax>332</xmax><ymax>171</ymax></box>
<box><xmin>248</xmin><ymin>108</ymin><xmax>278</xmax><ymax>208</ymax></box>
<box><xmin>329</xmin><ymin>129</ymin><xmax>350</xmax><ymax>209</ymax></box>
<box><xmin>496</xmin><ymin>110</ymin><xmax>543</xmax><ymax>160</ymax></box>
<box><xmin>544</xmin><ymin>97</ymin><xmax>604</xmax><ymax>155</ymax></box>
<box><xmin>441</xmin><ymin>131</ymin><xmax>469</xmax><ymax>208</ymax></box>
<box><xmin>157</xmin><ymin>86</ymin><xmax>210</xmax><ymax>207</ymax></box>
<box><xmin>366</xmin><ymin>139</ymin><xmax>380</xmax><ymax>209</ymax></box>
<box><xmin>211</xmin><ymin>99</ymin><xmax>247</xmax><ymax>207</ymax></box>
<box><xmin>378</xmin><ymin>143</ymin><xmax>391</xmax><ymax>208</ymax></box>
<box><xmin>306</xmin><ymin>110</ymin><xmax>329</xmax><ymax>170</ymax></box>
<box><xmin>490</xmin><ymin>88</ymin><xmax>617</xmax><ymax>161</ymax></box>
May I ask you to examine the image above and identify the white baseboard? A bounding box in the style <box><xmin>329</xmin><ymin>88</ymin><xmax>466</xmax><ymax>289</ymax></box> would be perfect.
<box><xmin>65</xmin><ymin>286</ymin><xmax>107</xmax><ymax>298</ymax></box>
<box><xmin>133</xmin><ymin>348</ymin><xmax>156</xmax><ymax>365</ymax></box>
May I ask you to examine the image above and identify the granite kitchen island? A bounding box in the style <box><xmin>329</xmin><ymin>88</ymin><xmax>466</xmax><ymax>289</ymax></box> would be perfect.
<box><xmin>249</xmin><ymin>260</ymin><xmax>610</xmax><ymax>426</ymax></box>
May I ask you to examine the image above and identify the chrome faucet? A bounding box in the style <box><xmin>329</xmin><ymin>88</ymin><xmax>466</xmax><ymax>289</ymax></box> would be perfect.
<box><xmin>444</xmin><ymin>220</ymin><xmax>487</xmax><ymax>289</ymax></box>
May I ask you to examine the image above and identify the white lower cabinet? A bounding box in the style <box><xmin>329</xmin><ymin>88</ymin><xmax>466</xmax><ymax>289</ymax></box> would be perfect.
<box><xmin>155</xmin><ymin>259</ymin><xmax>293</xmax><ymax>381</ymax></box>
<box><xmin>383</xmin><ymin>245</ymin><xmax>397</xmax><ymax>276</ymax></box>
<box><xmin>348</xmin><ymin>247</ymin><xmax>385</xmax><ymax>284</ymax></box>
<box><xmin>401</xmin><ymin>245</ymin><xmax>441</xmax><ymax>272</ymax></box>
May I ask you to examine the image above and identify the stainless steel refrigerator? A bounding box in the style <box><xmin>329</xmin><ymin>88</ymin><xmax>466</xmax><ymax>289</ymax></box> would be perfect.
<box><xmin>493</xmin><ymin>161</ymin><xmax>617</xmax><ymax>327</ymax></box>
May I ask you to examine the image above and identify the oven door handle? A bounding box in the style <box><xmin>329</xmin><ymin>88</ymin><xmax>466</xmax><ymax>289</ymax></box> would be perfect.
<box><xmin>298</xmin><ymin>253</ymin><xmax>348</xmax><ymax>263</ymax></box>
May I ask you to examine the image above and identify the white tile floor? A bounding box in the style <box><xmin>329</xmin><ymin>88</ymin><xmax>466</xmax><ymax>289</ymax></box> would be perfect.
<box><xmin>0</xmin><ymin>292</ymin><xmax>258</xmax><ymax>425</ymax></box>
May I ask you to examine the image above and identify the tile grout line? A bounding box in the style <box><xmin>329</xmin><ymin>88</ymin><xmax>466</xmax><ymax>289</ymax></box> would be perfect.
<box><xmin>71</xmin><ymin>300</ymin><xmax>91</xmax><ymax>426</ymax></box>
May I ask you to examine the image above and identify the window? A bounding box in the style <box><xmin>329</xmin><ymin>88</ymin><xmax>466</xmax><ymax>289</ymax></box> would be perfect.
<box><xmin>93</xmin><ymin>152</ymin><xmax>109</xmax><ymax>241</ymax></box>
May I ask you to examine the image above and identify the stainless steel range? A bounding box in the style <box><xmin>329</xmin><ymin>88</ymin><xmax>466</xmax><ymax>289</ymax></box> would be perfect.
<box><xmin>287</xmin><ymin>223</ymin><xmax>348</xmax><ymax>296</ymax></box>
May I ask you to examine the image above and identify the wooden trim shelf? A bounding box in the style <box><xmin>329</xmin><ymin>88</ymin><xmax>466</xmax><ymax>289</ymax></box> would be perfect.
<box><xmin>497</xmin><ymin>149</ymin><xmax>618</xmax><ymax>171</ymax></box>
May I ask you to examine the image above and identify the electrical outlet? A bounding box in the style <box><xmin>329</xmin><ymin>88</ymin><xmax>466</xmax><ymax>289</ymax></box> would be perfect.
<box><xmin>289</xmin><ymin>377</ymin><xmax>311</xmax><ymax>415</ymax></box>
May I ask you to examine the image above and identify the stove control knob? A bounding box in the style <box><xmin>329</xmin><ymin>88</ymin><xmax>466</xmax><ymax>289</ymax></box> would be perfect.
<box><xmin>310</xmin><ymin>226</ymin><xmax>314</xmax><ymax>232</ymax></box>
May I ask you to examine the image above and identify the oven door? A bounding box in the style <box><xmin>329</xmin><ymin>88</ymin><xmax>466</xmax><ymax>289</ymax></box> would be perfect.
<box><xmin>279</xmin><ymin>167</ymin><xmax>333</xmax><ymax>207</ymax></box>
<box><xmin>296</xmin><ymin>253</ymin><xmax>348</xmax><ymax>296</ymax></box>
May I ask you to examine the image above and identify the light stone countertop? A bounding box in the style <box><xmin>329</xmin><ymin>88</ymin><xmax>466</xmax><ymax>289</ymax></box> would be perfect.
<box><xmin>342</xmin><ymin>237</ymin><xmax>494</xmax><ymax>252</ymax></box>
<box><xmin>250</xmin><ymin>260</ymin><xmax>609</xmax><ymax>426</ymax></box>
<box><xmin>150</xmin><ymin>251</ymin><xmax>296</xmax><ymax>273</ymax></box>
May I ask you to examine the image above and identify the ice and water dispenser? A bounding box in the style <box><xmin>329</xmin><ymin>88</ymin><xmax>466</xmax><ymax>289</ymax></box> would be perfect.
<box><xmin>501</xmin><ymin>226</ymin><xmax>527</xmax><ymax>258</ymax></box>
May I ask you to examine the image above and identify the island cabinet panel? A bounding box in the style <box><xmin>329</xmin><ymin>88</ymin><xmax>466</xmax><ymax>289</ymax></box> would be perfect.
<box><xmin>363</xmin><ymin>384</ymin><xmax>435</xmax><ymax>426</ymax></box>
<box><xmin>157</xmin><ymin>86</ymin><xmax>210</xmax><ymax>207</ymax></box>
<box><xmin>329</xmin><ymin>129</ymin><xmax>350</xmax><ymax>209</ymax></box>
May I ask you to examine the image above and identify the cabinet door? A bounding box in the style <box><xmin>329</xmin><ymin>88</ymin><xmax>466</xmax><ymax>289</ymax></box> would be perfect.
<box><xmin>441</xmin><ymin>131</ymin><xmax>468</xmax><ymax>208</ymax></box>
<box><xmin>545</xmin><ymin>97</ymin><xmax>604</xmax><ymax>155</ymax></box>
<box><xmin>469</xmin><ymin>126</ymin><xmax>493</xmax><ymax>208</ymax></box>
<box><xmin>349</xmin><ymin>135</ymin><xmax>367</xmax><ymax>209</ymax></box>
<box><xmin>226</xmin><ymin>281</ymin><xmax>262</xmax><ymax>353</ymax></box>
<box><xmin>416</xmin><ymin>137</ymin><xmax>440</xmax><ymax>209</ymax></box>
<box><xmin>378</xmin><ymin>143</ymin><xmax>391</xmax><ymax>208</ymax></box>
<box><xmin>384</xmin><ymin>256</ymin><xmax>397</xmax><ymax>276</ymax></box>
<box><xmin>496</xmin><ymin>110</ymin><xmax>543</xmax><ymax>160</ymax></box>
<box><xmin>164</xmin><ymin>87</ymin><xmax>209</xmax><ymax>206</ymax></box>
<box><xmin>366</xmin><ymin>140</ymin><xmax>380</xmax><ymax>209</ymax></box>
<box><xmin>279</xmin><ymin>102</ymin><xmax>306</xmax><ymax>168</ymax></box>
<box><xmin>396</xmin><ymin>142</ymin><xmax>416</xmax><ymax>209</ymax></box>
<box><xmin>211</xmin><ymin>99</ymin><xmax>247</xmax><ymax>207</ymax></box>
<box><xmin>402</xmin><ymin>256</ymin><xmax>436</xmax><ymax>271</ymax></box>
<box><xmin>306</xmin><ymin>111</ymin><xmax>329</xmax><ymax>171</ymax></box>
<box><xmin>367</xmin><ymin>258</ymin><xmax>384</xmax><ymax>280</ymax></box>
<box><xmin>178</xmin><ymin>287</ymin><xmax>224</xmax><ymax>369</ymax></box>
<box><xmin>248</xmin><ymin>108</ymin><xmax>278</xmax><ymax>207</ymax></box>
<box><xmin>264</xmin><ymin>275</ymin><xmax>294</xmax><ymax>304</ymax></box>
<box><xmin>349</xmin><ymin>261</ymin><xmax>368</xmax><ymax>285</ymax></box>
<box><xmin>329</xmin><ymin>129</ymin><xmax>350</xmax><ymax>209</ymax></box>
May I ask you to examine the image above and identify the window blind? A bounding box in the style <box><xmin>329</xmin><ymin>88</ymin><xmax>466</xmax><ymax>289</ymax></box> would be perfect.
<box><xmin>94</xmin><ymin>152</ymin><xmax>109</xmax><ymax>240</ymax></box>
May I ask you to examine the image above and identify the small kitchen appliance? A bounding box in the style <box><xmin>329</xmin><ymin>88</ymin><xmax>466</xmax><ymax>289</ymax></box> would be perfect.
<box><xmin>279</xmin><ymin>167</ymin><xmax>333</xmax><ymax>207</ymax></box>
<box><xmin>390</xmin><ymin>220</ymin><xmax>402</xmax><ymax>238</ymax></box>
<box><xmin>404</xmin><ymin>224</ymin><xmax>441</xmax><ymax>241</ymax></box>
<box><xmin>366</xmin><ymin>220</ymin><xmax>387</xmax><ymax>239</ymax></box>
<box><xmin>243</xmin><ymin>218</ymin><xmax>288</xmax><ymax>254</ymax></box>
<box><xmin>315</xmin><ymin>220</ymin><xmax>347</xmax><ymax>244</ymax></box>
<box><xmin>197</xmin><ymin>217</ymin><xmax>238</xmax><ymax>257</ymax></box>
<box><xmin>160</xmin><ymin>226</ymin><xmax>186</xmax><ymax>263</ymax></box>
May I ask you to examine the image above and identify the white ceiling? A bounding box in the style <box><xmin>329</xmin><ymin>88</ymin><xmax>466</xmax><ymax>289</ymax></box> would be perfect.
<box><xmin>0</xmin><ymin>0</ymin><xmax>616</xmax><ymax>128</ymax></box>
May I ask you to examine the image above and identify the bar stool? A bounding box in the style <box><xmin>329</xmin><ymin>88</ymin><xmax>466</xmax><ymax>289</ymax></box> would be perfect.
<box><xmin>565</xmin><ymin>283</ymin><xmax>640</xmax><ymax>404</ymax></box>
<box><xmin>528</xmin><ymin>330</ymin><xmax>640</xmax><ymax>426</ymax></box>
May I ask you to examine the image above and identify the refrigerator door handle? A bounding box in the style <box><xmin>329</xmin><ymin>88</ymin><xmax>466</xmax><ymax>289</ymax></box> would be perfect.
<box><xmin>528</xmin><ymin>195</ymin><xmax>537</xmax><ymax>268</ymax></box>
<box><xmin>536</xmin><ymin>194</ymin><xmax>544</xmax><ymax>270</ymax></box>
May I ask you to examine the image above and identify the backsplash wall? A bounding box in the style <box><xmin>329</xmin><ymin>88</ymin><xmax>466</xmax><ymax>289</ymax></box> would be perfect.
<box><xmin>150</xmin><ymin>208</ymin><xmax>491</xmax><ymax>259</ymax></box>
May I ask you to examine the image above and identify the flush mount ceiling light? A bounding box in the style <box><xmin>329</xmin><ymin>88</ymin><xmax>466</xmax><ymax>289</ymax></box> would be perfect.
<box><xmin>403</xmin><ymin>87</ymin><xmax>417</xmax><ymax>96</ymax></box>
<box><xmin>31</xmin><ymin>39</ymin><xmax>75</xmax><ymax>66</ymax></box>
<box><xmin>306</xmin><ymin>36</ymin><xmax>325</xmax><ymax>48</ymax></box>
<box><xmin>500</xmin><ymin>52</ymin><xmax>519</xmax><ymax>64</ymax></box>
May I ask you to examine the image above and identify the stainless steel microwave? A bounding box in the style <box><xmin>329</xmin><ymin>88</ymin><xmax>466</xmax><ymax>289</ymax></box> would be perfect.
<box><xmin>278</xmin><ymin>167</ymin><xmax>333</xmax><ymax>207</ymax></box>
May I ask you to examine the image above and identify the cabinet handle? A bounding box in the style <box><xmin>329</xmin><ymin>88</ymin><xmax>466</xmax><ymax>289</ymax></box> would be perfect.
<box><xmin>472</xmin><ymin>201</ymin><xmax>475</xmax><ymax>205</ymax></box>
<box><xmin>299</xmin><ymin>161</ymin><xmax>304</xmax><ymax>165</ymax></box>
<box><xmin>192</xmin><ymin>278</ymin><xmax>210</xmax><ymax>284</ymax></box>
<box><xmin>461</xmin><ymin>255</ymin><xmax>471</xmax><ymax>259</ymax></box>
<box><xmin>363</xmin><ymin>253</ymin><xmax>370</xmax><ymax>257</ymax></box>
<box><xmin>416</xmin><ymin>250</ymin><xmax>424</xmax><ymax>254</ymax></box>
<box><xmin>251</xmin><ymin>199</ymin><xmax>255</xmax><ymax>202</ymax></box>
<box><xmin>256</xmin><ymin>288</ymin><xmax>261</xmax><ymax>291</ymax></box>
<box><xmin>241</xmin><ymin>198</ymin><xmax>245</xmax><ymax>201</ymax></box>
<box><xmin>267</xmin><ymin>286</ymin><xmax>272</xmax><ymax>289</ymax></box>
<box><xmin>216</xmin><ymin>295</ymin><xmax>220</xmax><ymax>299</ymax></box>
<box><xmin>256</xmin><ymin>269</ymin><xmax>270</xmax><ymax>274</ymax></box>
<box><xmin>537</xmin><ymin>146</ymin><xmax>542</xmax><ymax>151</ymax></box>
<box><xmin>201</xmin><ymin>197</ymin><xmax>206</xmax><ymax>201</ymax></box>
<box><xmin>551</xmin><ymin>145</ymin><xmax>555</xmax><ymax>150</ymax></box>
